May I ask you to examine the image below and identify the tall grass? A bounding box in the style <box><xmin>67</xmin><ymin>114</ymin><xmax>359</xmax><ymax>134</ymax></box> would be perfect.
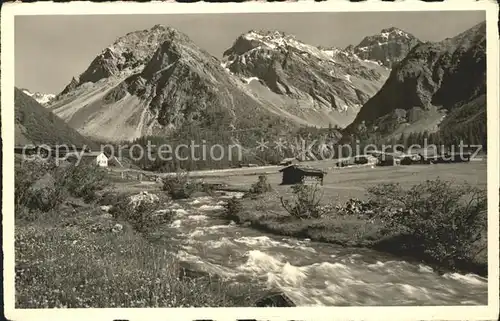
<box><xmin>15</xmin><ymin>210</ymin><xmax>255</xmax><ymax>308</ymax></box>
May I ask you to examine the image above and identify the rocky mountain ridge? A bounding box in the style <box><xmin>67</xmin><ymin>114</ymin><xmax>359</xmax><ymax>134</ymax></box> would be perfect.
<box><xmin>49</xmin><ymin>25</ymin><xmax>297</xmax><ymax>143</ymax></box>
<box><xmin>60</xmin><ymin>25</ymin><xmax>190</xmax><ymax>95</ymax></box>
<box><xmin>222</xmin><ymin>29</ymin><xmax>390</xmax><ymax>117</ymax></box>
<box><xmin>48</xmin><ymin>25</ymin><xmax>395</xmax><ymax>142</ymax></box>
<box><xmin>350</xmin><ymin>27</ymin><xmax>422</xmax><ymax>68</ymax></box>
<box><xmin>345</xmin><ymin>21</ymin><xmax>486</xmax><ymax>141</ymax></box>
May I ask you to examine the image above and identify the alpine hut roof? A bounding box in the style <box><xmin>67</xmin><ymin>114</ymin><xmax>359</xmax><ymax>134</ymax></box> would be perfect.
<box><xmin>279</xmin><ymin>165</ymin><xmax>325</xmax><ymax>174</ymax></box>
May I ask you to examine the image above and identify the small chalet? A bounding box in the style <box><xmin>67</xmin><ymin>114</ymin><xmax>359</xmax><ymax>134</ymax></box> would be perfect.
<box><xmin>353</xmin><ymin>155</ymin><xmax>377</xmax><ymax>165</ymax></box>
<box><xmin>400</xmin><ymin>153</ymin><xmax>422</xmax><ymax>165</ymax></box>
<box><xmin>336</xmin><ymin>158</ymin><xmax>351</xmax><ymax>167</ymax></box>
<box><xmin>376</xmin><ymin>152</ymin><xmax>403</xmax><ymax>166</ymax></box>
<box><xmin>353</xmin><ymin>155</ymin><xmax>369</xmax><ymax>165</ymax></box>
<box><xmin>84</xmin><ymin>152</ymin><xmax>108</xmax><ymax>167</ymax></box>
<box><xmin>279</xmin><ymin>165</ymin><xmax>326</xmax><ymax>185</ymax></box>
<box><xmin>409</xmin><ymin>148</ymin><xmax>472</xmax><ymax>164</ymax></box>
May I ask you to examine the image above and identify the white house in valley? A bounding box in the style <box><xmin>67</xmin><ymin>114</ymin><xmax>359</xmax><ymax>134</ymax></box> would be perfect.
<box><xmin>68</xmin><ymin>151</ymin><xmax>109</xmax><ymax>167</ymax></box>
<box><xmin>64</xmin><ymin>151</ymin><xmax>124</xmax><ymax>168</ymax></box>
<box><xmin>95</xmin><ymin>152</ymin><xmax>108</xmax><ymax>167</ymax></box>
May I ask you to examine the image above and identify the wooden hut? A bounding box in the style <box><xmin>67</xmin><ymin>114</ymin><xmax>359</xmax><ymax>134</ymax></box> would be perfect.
<box><xmin>279</xmin><ymin>165</ymin><xmax>325</xmax><ymax>185</ymax></box>
<box><xmin>354</xmin><ymin>155</ymin><xmax>369</xmax><ymax>165</ymax></box>
<box><xmin>376</xmin><ymin>153</ymin><xmax>402</xmax><ymax>166</ymax></box>
<box><xmin>335</xmin><ymin>157</ymin><xmax>352</xmax><ymax>167</ymax></box>
<box><xmin>400</xmin><ymin>153</ymin><xmax>422</xmax><ymax>165</ymax></box>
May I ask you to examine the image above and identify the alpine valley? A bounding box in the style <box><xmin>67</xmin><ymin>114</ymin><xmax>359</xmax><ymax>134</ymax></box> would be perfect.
<box><xmin>18</xmin><ymin>21</ymin><xmax>486</xmax><ymax>150</ymax></box>
<box><xmin>13</xmin><ymin>14</ymin><xmax>491</xmax><ymax>311</ymax></box>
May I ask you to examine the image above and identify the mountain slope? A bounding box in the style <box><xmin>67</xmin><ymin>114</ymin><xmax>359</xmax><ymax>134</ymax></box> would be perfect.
<box><xmin>345</xmin><ymin>21</ymin><xmax>486</xmax><ymax>141</ymax></box>
<box><xmin>222</xmin><ymin>30</ymin><xmax>391</xmax><ymax>127</ymax></box>
<box><xmin>49</xmin><ymin>25</ymin><xmax>298</xmax><ymax>143</ymax></box>
<box><xmin>15</xmin><ymin>88</ymin><xmax>96</xmax><ymax>147</ymax></box>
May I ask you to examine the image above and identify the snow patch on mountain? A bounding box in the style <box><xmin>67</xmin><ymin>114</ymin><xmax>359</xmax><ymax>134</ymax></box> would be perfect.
<box><xmin>21</xmin><ymin>89</ymin><xmax>56</xmax><ymax>105</ymax></box>
<box><xmin>242</xmin><ymin>76</ymin><xmax>260</xmax><ymax>84</ymax></box>
<box><xmin>237</xmin><ymin>30</ymin><xmax>348</xmax><ymax>63</ymax></box>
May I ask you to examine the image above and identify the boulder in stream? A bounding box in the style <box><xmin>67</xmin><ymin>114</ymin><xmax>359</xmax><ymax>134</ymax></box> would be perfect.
<box><xmin>255</xmin><ymin>291</ymin><xmax>296</xmax><ymax>307</ymax></box>
<box><xmin>128</xmin><ymin>191</ymin><xmax>159</xmax><ymax>209</ymax></box>
<box><xmin>178</xmin><ymin>262</ymin><xmax>220</xmax><ymax>282</ymax></box>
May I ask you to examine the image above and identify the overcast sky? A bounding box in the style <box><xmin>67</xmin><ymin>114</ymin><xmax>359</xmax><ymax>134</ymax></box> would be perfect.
<box><xmin>15</xmin><ymin>11</ymin><xmax>485</xmax><ymax>94</ymax></box>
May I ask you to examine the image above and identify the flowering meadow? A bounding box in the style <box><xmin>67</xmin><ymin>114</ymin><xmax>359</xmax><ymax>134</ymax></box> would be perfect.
<box><xmin>15</xmin><ymin>160</ymin><xmax>255</xmax><ymax>308</ymax></box>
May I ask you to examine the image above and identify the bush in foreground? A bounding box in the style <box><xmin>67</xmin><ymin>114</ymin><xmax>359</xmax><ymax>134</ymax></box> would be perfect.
<box><xmin>280</xmin><ymin>183</ymin><xmax>325</xmax><ymax>219</ymax></box>
<box><xmin>15</xmin><ymin>160</ymin><xmax>109</xmax><ymax>216</ymax></box>
<box><xmin>15</xmin><ymin>160</ymin><xmax>63</xmax><ymax>214</ymax></box>
<box><xmin>249</xmin><ymin>175</ymin><xmax>272</xmax><ymax>195</ymax></box>
<box><xmin>162</xmin><ymin>170</ymin><xmax>201</xmax><ymax>199</ymax></box>
<box><xmin>367</xmin><ymin>178</ymin><xmax>487</xmax><ymax>267</ymax></box>
<box><xmin>61</xmin><ymin>164</ymin><xmax>108</xmax><ymax>202</ymax></box>
<box><xmin>109</xmin><ymin>194</ymin><xmax>173</xmax><ymax>233</ymax></box>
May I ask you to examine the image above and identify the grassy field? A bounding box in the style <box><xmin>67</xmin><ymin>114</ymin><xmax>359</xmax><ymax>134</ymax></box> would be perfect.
<box><xmin>108</xmin><ymin>159</ymin><xmax>487</xmax><ymax>202</ymax></box>
<box><xmin>205</xmin><ymin>161</ymin><xmax>487</xmax><ymax>202</ymax></box>
<box><xmin>16</xmin><ymin>202</ymin><xmax>258</xmax><ymax>308</ymax></box>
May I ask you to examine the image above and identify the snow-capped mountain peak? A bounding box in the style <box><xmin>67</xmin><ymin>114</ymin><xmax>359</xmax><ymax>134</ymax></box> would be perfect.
<box><xmin>220</xmin><ymin>29</ymin><xmax>390</xmax><ymax>127</ymax></box>
<box><xmin>237</xmin><ymin>30</ymin><xmax>309</xmax><ymax>53</ymax></box>
<box><xmin>379</xmin><ymin>27</ymin><xmax>411</xmax><ymax>39</ymax></box>
<box><xmin>225</xmin><ymin>29</ymin><xmax>359</xmax><ymax>64</ymax></box>
<box><xmin>242</xmin><ymin>30</ymin><xmax>295</xmax><ymax>43</ymax></box>
<box><xmin>21</xmin><ymin>88</ymin><xmax>55</xmax><ymax>105</ymax></box>
<box><xmin>352</xmin><ymin>27</ymin><xmax>421</xmax><ymax>67</ymax></box>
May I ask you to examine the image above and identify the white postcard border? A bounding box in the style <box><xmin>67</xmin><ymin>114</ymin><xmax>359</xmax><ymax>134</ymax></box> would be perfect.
<box><xmin>2</xmin><ymin>1</ymin><xmax>499</xmax><ymax>320</ymax></box>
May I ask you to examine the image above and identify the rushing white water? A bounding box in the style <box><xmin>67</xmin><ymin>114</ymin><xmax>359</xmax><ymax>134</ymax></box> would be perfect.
<box><xmin>152</xmin><ymin>192</ymin><xmax>488</xmax><ymax>306</ymax></box>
